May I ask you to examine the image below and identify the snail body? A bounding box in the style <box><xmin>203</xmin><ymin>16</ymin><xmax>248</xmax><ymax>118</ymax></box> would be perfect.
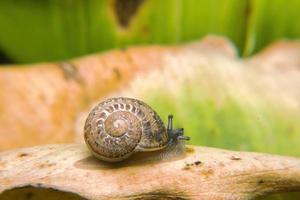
<box><xmin>84</xmin><ymin>97</ymin><xmax>189</xmax><ymax>162</ymax></box>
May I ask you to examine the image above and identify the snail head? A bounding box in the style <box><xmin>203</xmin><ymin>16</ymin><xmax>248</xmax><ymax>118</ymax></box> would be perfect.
<box><xmin>167</xmin><ymin>115</ymin><xmax>190</xmax><ymax>141</ymax></box>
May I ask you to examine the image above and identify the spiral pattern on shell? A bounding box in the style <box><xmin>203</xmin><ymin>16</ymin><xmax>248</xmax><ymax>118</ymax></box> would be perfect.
<box><xmin>84</xmin><ymin>97</ymin><xmax>169</xmax><ymax>162</ymax></box>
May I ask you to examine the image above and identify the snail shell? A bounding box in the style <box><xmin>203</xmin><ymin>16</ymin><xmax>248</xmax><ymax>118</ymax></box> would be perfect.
<box><xmin>84</xmin><ymin>97</ymin><xmax>189</xmax><ymax>162</ymax></box>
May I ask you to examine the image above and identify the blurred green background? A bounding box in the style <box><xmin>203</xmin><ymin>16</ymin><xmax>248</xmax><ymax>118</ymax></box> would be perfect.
<box><xmin>0</xmin><ymin>0</ymin><xmax>299</xmax><ymax>64</ymax></box>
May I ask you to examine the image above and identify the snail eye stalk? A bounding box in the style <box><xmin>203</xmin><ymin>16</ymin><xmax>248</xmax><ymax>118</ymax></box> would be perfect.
<box><xmin>167</xmin><ymin>114</ymin><xmax>190</xmax><ymax>141</ymax></box>
<box><xmin>167</xmin><ymin>114</ymin><xmax>173</xmax><ymax>132</ymax></box>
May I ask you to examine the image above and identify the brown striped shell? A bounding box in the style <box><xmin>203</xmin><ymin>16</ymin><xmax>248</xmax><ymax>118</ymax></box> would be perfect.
<box><xmin>84</xmin><ymin>97</ymin><xmax>169</xmax><ymax>162</ymax></box>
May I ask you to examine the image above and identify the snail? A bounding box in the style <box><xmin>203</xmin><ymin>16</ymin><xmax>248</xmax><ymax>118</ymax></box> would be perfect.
<box><xmin>84</xmin><ymin>97</ymin><xmax>190</xmax><ymax>162</ymax></box>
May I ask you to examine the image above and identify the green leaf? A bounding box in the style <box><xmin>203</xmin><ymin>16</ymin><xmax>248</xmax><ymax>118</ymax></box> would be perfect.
<box><xmin>244</xmin><ymin>0</ymin><xmax>300</xmax><ymax>55</ymax></box>
<box><xmin>123</xmin><ymin>49</ymin><xmax>300</xmax><ymax>158</ymax></box>
<box><xmin>0</xmin><ymin>0</ymin><xmax>248</xmax><ymax>63</ymax></box>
